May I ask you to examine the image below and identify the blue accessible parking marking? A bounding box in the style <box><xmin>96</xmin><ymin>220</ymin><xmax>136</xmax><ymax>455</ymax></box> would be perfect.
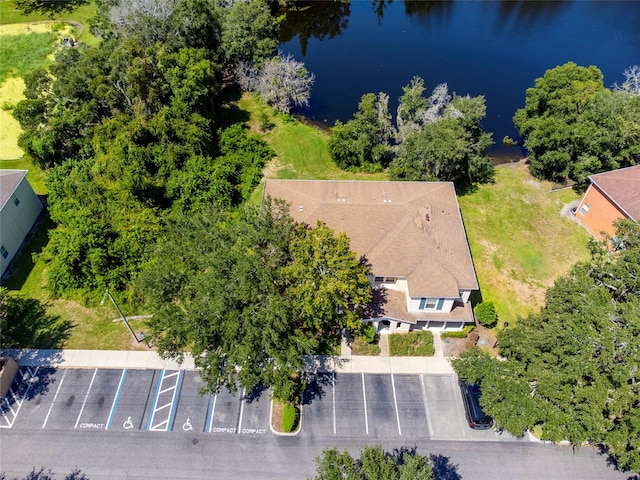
<box><xmin>0</xmin><ymin>367</ymin><xmax>39</xmax><ymax>429</ymax></box>
<box><xmin>147</xmin><ymin>370</ymin><xmax>183</xmax><ymax>432</ymax></box>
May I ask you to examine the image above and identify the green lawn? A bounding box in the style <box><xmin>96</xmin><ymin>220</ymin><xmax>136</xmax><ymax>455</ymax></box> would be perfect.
<box><xmin>389</xmin><ymin>331</ymin><xmax>435</xmax><ymax>356</ymax></box>
<box><xmin>0</xmin><ymin>30</ymin><xmax>57</xmax><ymax>82</ymax></box>
<box><xmin>0</xmin><ymin>0</ymin><xmax>99</xmax><ymax>45</ymax></box>
<box><xmin>458</xmin><ymin>164</ymin><xmax>591</xmax><ymax>324</ymax></box>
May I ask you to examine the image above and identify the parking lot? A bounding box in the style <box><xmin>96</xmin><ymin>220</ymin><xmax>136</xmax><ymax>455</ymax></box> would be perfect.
<box><xmin>1</xmin><ymin>367</ymin><xmax>517</xmax><ymax>441</ymax></box>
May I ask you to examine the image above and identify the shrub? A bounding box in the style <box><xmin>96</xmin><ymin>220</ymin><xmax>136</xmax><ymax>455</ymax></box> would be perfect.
<box><xmin>360</xmin><ymin>323</ymin><xmax>377</xmax><ymax>343</ymax></box>
<box><xmin>259</xmin><ymin>111</ymin><xmax>275</xmax><ymax>132</ymax></box>
<box><xmin>282</xmin><ymin>403</ymin><xmax>298</xmax><ymax>433</ymax></box>
<box><xmin>441</xmin><ymin>325</ymin><xmax>475</xmax><ymax>338</ymax></box>
<box><xmin>474</xmin><ymin>301</ymin><xmax>498</xmax><ymax>328</ymax></box>
<box><xmin>389</xmin><ymin>330</ymin><xmax>434</xmax><ymax>356</ymax></box>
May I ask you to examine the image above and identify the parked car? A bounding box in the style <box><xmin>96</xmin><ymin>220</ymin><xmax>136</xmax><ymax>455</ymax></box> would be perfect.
<box><xmin>0</xmin><ymin>357</ymin><xmax>19</xmax><ymax>399</ymax></box>
<box><xmin>459</xmin><ymin>381</ymin><xmax>493</xmax><ymax>430</ymax></box>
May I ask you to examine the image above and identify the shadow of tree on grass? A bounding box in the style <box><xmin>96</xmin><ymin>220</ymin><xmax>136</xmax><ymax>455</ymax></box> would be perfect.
<box><xmin>13</xmin><ymin>0</ymin><xmax>88</xmax><ymax>17</ymax></box>
<box><xmin>0</xmin><ymin>288</ymin><xmax>72</xmax><ymax>349</ymax></box>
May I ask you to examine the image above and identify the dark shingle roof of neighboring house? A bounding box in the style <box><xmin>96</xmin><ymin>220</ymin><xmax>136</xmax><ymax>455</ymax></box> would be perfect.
<box><xmin>589</xmin><ymin>165</ymin><xmax>640</xmax><ymax>221</ymax></box>
<box><xmin>263</xmin><ymin>180</ymin><xmax>478</xmax><ymax>298</ymax></box>
<box><xmin>0</xmin><ymin>170</ymin><xmax>27</xmax><ymax>210</ymax></box>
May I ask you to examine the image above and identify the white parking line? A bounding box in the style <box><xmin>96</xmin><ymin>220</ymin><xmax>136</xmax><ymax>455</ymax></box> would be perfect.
<box><xmin>74</xmin><ymin>369</ymin><xmax>98</xmax><ymax>429</ymax></box>
<box><xmin>1</xmin><ymin>393</ymin><xmax>17</xmax><ymax>428</ymax></box>
<box><xmin>42</xmin><ymin>369</ymin><xmax>68</xmax><ymax>429</ymax></box>
<box><xmin>419</xmin><ymin>375</ymin><xmax>434</xmax><ymax>437</ymax></box>
<box><xmin>106</xmin><ymin>369</ymin><xmax>127</xmax><ymax>430</ymax></box>
<box><xmin>390</xmin><ymin>374</ymin><xmax>402</xmax><ymax>436</ymax></box>
<box><xmin>237</xmin><ymin>388</ymin><xmax>246</xmax><ymax>435</ymax></box>
<box><xmin>361</xmin><ymin>373</ymin><xmax>369</xmax><ymax>435</ymax></box>
<box><xmin>332</xmin><ymin>372</ymin><xmax>336</xmax><ymax>435</ymax></box>
<box><xmin>0</xmin><ymin>367</ymin><xmax>40</xmax><ymax>429</ymax></box>
<box><xmin>206</xmin><ymin>394</ymin><xmax>217</xmax><ymax>433</ymax></box>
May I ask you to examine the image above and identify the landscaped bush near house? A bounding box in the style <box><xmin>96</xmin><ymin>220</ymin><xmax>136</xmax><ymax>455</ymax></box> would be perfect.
<box><xmin>389</xmin><ymin>331</ymin><xmax>434</xmax><ymax>356</ymax></box>
<box><xmin>360</xmin><ymin>323</ymin><xmax>377</xmax><ymax>343</ymax></box>
<box><xmin>282</xmin><ymin>403</ymin><xmax>298</xmax><ymax>433</ymax></box>
<box><xmin>474</xmin><ymin>302</ymin><xmax>498</xmax><ymax>328</ymax></box>
<box><xmin>441</xmin><ymin>325</ymin><xmax>475</xmax><ymax>339</ymax></box>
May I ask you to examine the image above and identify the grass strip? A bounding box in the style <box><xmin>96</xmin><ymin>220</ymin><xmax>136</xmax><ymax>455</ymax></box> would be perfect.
<box><xmin>389</xmin><ymin>331</ymin><xmax>434</xmax><ymax>356</ymax></box>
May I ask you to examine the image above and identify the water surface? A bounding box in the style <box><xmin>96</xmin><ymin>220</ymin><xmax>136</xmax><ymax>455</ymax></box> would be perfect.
<box><xmin>278</xmin><ymin>1</ymin><xmax>640</xmax><ymax>157</ymax></box>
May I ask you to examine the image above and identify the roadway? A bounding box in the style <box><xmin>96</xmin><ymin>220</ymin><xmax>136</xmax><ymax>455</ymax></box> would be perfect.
<box><xmin>0</xmin><ymin>366</ymin><xmax>631</xmax><ymax>479</ymax></box>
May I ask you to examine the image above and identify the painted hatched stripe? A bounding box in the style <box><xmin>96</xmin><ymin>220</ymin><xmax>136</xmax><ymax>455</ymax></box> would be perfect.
<box><xmin>148</xmin><ymin>370</ymin><xmax>184</xmax><ymax>431</ymax></box>
<box><xmin>0</xmin><ymin>367</ymin><xmax>40</xmax><ymax>429</ymax></box>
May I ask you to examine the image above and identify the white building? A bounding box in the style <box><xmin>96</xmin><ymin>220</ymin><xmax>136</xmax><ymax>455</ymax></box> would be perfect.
<box><xmin>0</xmin><ymin>170</ymin><xmax>43</xmax><ymax>278</ymax></box>
<box><xmin>263</xmin><ymin>180</ymin><xmax>478</xmax><ymax>332</ymax></box>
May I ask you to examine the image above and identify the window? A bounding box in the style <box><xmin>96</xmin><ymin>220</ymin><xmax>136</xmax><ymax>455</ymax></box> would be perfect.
<box><xmin>0</xmin><ymin>246</ymin><xmax>8</xmax><ymax>259</ymax></box>
<box><xmin>579</xmin><ymin>203</ymin><xmax>589</xmax><ymax>216</ymax></box>
<box><xmin>12</xmin><ymin>194</ymin><xmax>20</xmax><ymax>207</ymax></box>
<box><xmin>374</xmin><ymin>276</ymin><xmax>396</xmax><ymax>283</ymax></box>
<box><xmin>419</xmin><ymin>298</ymin><xmax>445</xmax><ymax>311</ymax></box>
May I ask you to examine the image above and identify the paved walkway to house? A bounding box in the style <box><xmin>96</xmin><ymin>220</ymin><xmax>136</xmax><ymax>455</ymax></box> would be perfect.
<box><xmin>1</xmin><ymin>334</ymin><xmax>454</xmax><ymax>375</ymax></box>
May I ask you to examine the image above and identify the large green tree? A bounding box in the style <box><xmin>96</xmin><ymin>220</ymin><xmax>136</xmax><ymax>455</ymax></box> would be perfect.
<box><xmin>220</xmin><ymin>0</ymin><xmax>279</xmax><ymax>65</ymax></box>
<box><xmin>453</xmin><ymin>219</ymin><xmax>640</xmax><ymax>473</ymax></box>
<box><xmin>138</xmin><ymin>201</ymin><xmax>371</xmax><ymax>400</ymax></box>
<box><xmin>327</xmin><ymin>76</ymin><xmax>494</xmax><ymax>184</ymax></box>
<box><xmin>514</xmin><ymin>62</ymin><xmax>640</xmax><ymax>184</ymax></box>
<box><xmin>13</xmin><ymin>0</ymin><xmax>283</xmax><ymax>300</ymax></box>
<box><xmin>327</xmin><ymin>92</ymin><xmax>394</xmax><ymax>171</ymax></box>
<box><xmin>389</xmin><ymin>94</ymin><xmax>494</xmax><ymax>184</ymax></box>
<box><xmin>311</xmin><ymin>445</ymin><xmax>435</xmax><ymax>480</ymax></box>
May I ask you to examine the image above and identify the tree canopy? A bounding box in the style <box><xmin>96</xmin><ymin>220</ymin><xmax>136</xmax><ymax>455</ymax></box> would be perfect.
<box><xmin>137</xmin><ymin>201</ymin><xmax>371</xmax><ymax>400</ymax></box>
<box><xmin>514</xmin><ymin>62</ymin><xmax>640</xmax><ymax>184</ymax></box>
<box><xmin>452</xmin><ymin>219</ymin><xmax>640</xmax><ymax>473</ymax></box>
<box><xmin>13</xmin><ymin>0</ymin><xmax>280</xmax><ymax>300</ymax></box>
<box><xmin>311</xmin><ymin>445</ymin><xmax>435</xmax><ymax>480</ymax></box>
<box><xmin>327</xmin><ymin>76</ymin><xmax>495</xmax><ymax>185</ymax></box>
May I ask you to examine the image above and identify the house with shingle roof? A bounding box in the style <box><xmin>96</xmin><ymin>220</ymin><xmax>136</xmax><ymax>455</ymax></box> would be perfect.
<box><xmin>576</xmin><ymin>165</ymin><xmax>640</xmax><ymax>241</ymax></box>
<box><xmin>263</xmin><ymin>180</ymin><xmax>478</xmax><ymax>332</ymax></box>
<box><xmin>0</xmin><ymin>170</ymin><xmax>43</xmax><ymax>278</ymax></box>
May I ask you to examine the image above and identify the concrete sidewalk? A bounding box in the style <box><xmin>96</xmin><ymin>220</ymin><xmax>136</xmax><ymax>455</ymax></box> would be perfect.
<box><xmin>1</xmin><ymin>348</ymin><xmax>454</xmax><ymax>375</ymax></box>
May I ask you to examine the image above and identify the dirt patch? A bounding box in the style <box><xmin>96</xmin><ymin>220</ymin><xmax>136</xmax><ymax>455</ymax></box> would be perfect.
<box><xmin>0</xmin><ymin>78</ymin><xmax>25</xmax><ymax>160</ymax></box>
<box><xmin>442</xmin><ymin>325</ymin><xmax>499</xmax><ymax>358</ymax></box>
<box><xmin>0</xmin><ymin>21</ymin><xmax>82</xmax><ymax>37</ymax></box>
<box><xmin>271</xmin><ymin>400</ymin><xmax>284</xmax><ymax>432</ymax></box>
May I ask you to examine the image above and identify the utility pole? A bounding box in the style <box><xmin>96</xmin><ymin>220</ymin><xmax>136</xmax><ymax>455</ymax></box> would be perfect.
<box><xmin>101</xmin><ymin>289</ymin><xmax>142</xmax><ymax>344</ymax></box>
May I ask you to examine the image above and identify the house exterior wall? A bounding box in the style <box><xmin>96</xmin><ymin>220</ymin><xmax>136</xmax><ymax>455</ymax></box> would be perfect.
<box><xmin>460</xmin><ymin>290</ymin><xmax>472</xmax><ymax>303</ymax></box>
<box><xmin>0</xmin><ymin>177</ymin><xmax>43</xmax><ymax>277</ymax></box>
<box><xmin>407</xmin><ymin>297</ymin><xmax>454</xmax><ymax>313</ymax></box>
<box><xmin>576</xmin><ymin>184</ymin><xmax>628</xmax><ymax>240</ymax></box>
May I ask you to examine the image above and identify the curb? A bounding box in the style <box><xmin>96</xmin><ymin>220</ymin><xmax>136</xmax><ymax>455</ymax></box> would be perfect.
<box><xmin>269</xmin><ymin>398</ymin><xmax>302</xmax><ymax>436</ymax></box>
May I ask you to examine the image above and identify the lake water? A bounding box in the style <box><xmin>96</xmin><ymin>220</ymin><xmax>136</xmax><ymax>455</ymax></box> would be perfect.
<box><xmin>278</xmin><ymin>1</ymin><xmax>640</xmax><ymax>158</ymax></box>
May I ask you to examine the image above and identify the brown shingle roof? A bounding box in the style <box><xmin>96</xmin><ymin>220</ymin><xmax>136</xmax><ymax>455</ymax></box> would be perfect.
<box><xmin>263</xmin><ymin>180</ymin><xmax>478</xmax><ymax>298</ymax></box>
<box><xmin>0</xmin><ymin>170</ymin><xmax>27</xmax><ymax>210</ymax></box>
<box><xmin>589</xmin><ymin>165</ymin><xmax>640</xmax><ymax>220</ymax></box>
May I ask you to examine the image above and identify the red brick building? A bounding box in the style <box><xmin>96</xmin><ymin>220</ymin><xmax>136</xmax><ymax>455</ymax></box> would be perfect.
<box><xmin>576</xmin><ymin>165</ymin><xmax>640</xmax><ymax>240</ymax></box>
